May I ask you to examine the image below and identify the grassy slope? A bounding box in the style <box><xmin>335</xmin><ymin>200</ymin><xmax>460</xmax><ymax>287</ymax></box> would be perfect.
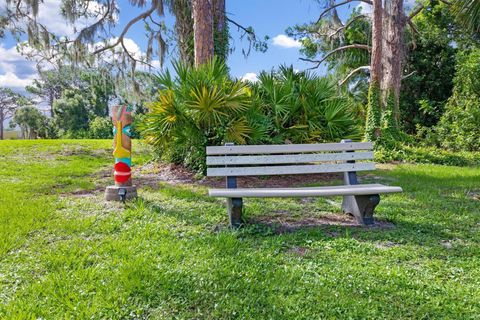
<box><xmin>0</xmin><ymin>140</ymin><xmax>479</xmax><ymax>319</ymax></box>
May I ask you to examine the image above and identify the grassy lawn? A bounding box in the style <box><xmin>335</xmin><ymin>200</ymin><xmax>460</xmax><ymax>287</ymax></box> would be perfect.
<box><xmin>0</xmin><ymin>140</ymin><xmax>479</xmax><ymax>319</ymax></box>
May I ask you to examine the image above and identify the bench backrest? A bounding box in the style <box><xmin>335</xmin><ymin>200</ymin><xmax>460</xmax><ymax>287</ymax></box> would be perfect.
<box><xmin>206</xmin><ymin>141</ymin><xmax>375</xmax><ymax>177</ymax></box>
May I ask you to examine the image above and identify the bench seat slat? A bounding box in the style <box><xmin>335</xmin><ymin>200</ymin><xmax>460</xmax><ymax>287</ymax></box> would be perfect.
<box><xmin>206</xmin><ymin>142</ymin><xmax>373</xmax><ymax>155</ymax></box>
<box><xmin>209</xmin><ymin>184</ymin><xmax>403</xmax><ymax>198</ymax></box>
<box><xmin>207</xmin><ymin>151</ymin><xmax>374</xmax><ymax>165</ymax></box>
<box><xmin>207</xmin><ymin>162</ymin><xmax>375</xmax><ymax>177</ymax></box>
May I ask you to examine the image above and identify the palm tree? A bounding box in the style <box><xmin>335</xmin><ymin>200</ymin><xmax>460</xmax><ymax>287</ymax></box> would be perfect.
<box><xmin>453</xmin><ymin>0</ymin><xmax>480</xmax><ymax>33</ymax></box>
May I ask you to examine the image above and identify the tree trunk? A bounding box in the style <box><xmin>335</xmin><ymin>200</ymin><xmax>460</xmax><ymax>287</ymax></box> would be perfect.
<box><xmin>381</xmin><ymin>0</ymin><xmax>405</xmax><ymax>125</ymax></box>
<box><xmin>212</xmin><ymin>0</ymin><xmax>228</xmax><ymax>62</ymax></box>
<box><xmin>0</xmin><ymin>114</ymin><xmax>4</xmax><ymax>140</ymax></box>
<box><xmin>172</xmin><ymin>0</ymin><xmax>194</xmax><ymax>65</ymax></box>
<box><xmin>370</xmin><ymin>0</ymin><xmax>383</xmax><ymax>85</ymax></box>
<box><xmin>364</xmin><ymin>0</ymin><xmax>383</xmax><ymax>141</ymax></box>
<box><xmin>49</xmin><ymin>90</ymin><xmax>54</xmax><ymax>117</ymax></box>
<box><xmin>192</xmin><ymin>0</ymin><xmax>214</xmax><ymax>67</ymax></box>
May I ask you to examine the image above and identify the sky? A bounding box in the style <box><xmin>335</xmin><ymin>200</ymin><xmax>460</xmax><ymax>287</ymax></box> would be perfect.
<box><xmin>0</xmin><ymin>0</ymin><xmax>367</xmax><ymax>93</ymax></box>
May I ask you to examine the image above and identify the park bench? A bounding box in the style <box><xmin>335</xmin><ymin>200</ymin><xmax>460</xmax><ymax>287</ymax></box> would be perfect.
<box><xmin>206</xmin><ymin>139</ymin><xmax>402</xmax><ymax>227</ymax></box>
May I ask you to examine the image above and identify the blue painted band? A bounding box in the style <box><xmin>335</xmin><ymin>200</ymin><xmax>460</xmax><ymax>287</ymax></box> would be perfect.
<box><xmin>115</xmin><ymin>157</ymin><xmax>131</xmax><ymax>167</ymax></box>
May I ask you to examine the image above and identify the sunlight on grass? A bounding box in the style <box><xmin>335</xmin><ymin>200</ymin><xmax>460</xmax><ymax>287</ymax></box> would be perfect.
<box><xmin>0</xmin><ymin>140</ymin><xmax>479</xmax><ymax>318</ymax></box>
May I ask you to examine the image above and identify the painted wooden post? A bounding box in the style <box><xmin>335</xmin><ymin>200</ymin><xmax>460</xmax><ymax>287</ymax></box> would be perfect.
<box><xmin>105</xmin><ymin>104</ymin><xmax>137</xmax><ymax>201</ymax></box>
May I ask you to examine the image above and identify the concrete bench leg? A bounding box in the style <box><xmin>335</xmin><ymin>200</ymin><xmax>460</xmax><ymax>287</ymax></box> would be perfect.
<box><xmin>342</xmin><ymin>194</ymin><xmax>380</xmax><ymax>225</ymax></box>
<box><xmin>227</xmin><ymin>197</ymin><xmax>243</xmax><ymax>228</ymax></box>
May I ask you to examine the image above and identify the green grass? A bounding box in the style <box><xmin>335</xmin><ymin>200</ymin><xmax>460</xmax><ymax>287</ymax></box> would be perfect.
<box><xmin>0</xmin><ymin>140</ymin><xmax>479</xmax><ymax>319</ymax></box>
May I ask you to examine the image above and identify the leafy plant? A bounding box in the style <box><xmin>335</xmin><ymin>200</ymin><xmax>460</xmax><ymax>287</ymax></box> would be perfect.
<box><xmin>253</xmin><ymin>65</ymin><xmax>361</xmax><ymax>144</ymax></box>
<box><xmin>435</xmin><ymin>49</ymin><xmax>480</xmax><ymax>151</ymax></box>
<box><xmin>88</xmin><ymin>117</ymin><xmax>113</xmax><ymax>139</ymax></box>
<box><xmin>140</xmin><ymin>59</ymin><xmax>254</xmax><ymax>173</ymax></box>
<box><xmin>141</xmin><ymin>61</ymin><xmax>361</xmax><ymax>173</ymax></box>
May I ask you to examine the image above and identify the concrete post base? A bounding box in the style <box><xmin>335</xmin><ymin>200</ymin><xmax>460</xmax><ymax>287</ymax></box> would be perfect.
<box><xmin>105</xmin><ymin>185</ymin><xmax>138</xmax><ymax>201</ymax></box>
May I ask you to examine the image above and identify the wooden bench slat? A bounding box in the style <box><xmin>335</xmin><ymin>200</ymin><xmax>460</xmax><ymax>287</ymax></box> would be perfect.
<box><xmin>206</xmin><ymin>162</ymin><xmax>376</xmax><ymax>177</ymax></box>
<box><xmin>206</xmin><ymin>151</ymin><xmax>374</xmax><ymax>165</ymax></box>
<box><xmin>209</xmin><ymin>184</ymin><xmax>403</xmax><ymax>198</ymax></box>
<box><xmin>206</xmin><ymin>142</ymin><xmax>373</xmax><ymax>155</ymax></box>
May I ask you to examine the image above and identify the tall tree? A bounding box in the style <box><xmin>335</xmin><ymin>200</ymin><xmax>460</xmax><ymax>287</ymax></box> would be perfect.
<box><xmin>0</xmin><ymin>87</ymin><xmax>23</xmax><ymax>140</ymax></box>
<box><xmin>11</xmin><ymin>105</ymin><xmax>45</xmax><ymax>139</ymax></box>
<box><xmin>192</xmin><ymin>0</ymin><xmax>214</xmax><ymax>66</ymax></box>
<box><xmin>291</xmin><ymin>0</ymin><xmax>426</xmax><ymax>141</ymax></box>
<box><xmin>25</xmin><ymin>67</ymin><xmax>76</xmax><ymax>117</ymax></box>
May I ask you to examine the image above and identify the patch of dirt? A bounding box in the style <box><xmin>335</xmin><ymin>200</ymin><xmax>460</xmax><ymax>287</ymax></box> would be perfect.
<box><xmin>374</xmin><ymin>241</ymin><xmax>399</xmax><ymax>249</ymax></box>
<box><xmin>132</xmin><ymin>162</ymin><xmax>343</xmax><ymax>189</ymax></box>
<box><xmin>467</xmin><ymin>190</ymin><xmax>480</xmax><ymax>200</ymax></box>
<box><xmin>286</xmin><ymin>246</ymin><xmax>310</xmax><ymax>257</ymax></box>
<box><xmin>133</xmin><ymin>163</ymin><xmax>197</xmax><ymax>189</ymax></box>
<box><xmin>250</xmin><ymin>212</ymin><xmax>395</xmax><ymax>234</ymax></box>
<box><xmin>440</xmin><ymin>238</ymin><xmax>466</xmax><ymax>249</ymax></box>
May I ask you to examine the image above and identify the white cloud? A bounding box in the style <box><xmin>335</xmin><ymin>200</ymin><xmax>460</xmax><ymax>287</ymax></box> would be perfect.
<box><xmin>356</xmin><ymin>2</ymin><xmax>372</xmax><ymax>15</ymax></box>
<box><xmin>0</xmin><ymin>72</ymin><xmax>36</xmax><ymax>88</ymax></box>
<box><xmin>272</xmin><ymin>34</ymin><xmax>301</xmax><ymax>49</ymax></box>
<box><xmin>0</xmin><ymin>44</ymin><xmax>38</xmax><ymax>88</ymax></box>
<box><xmin>19</xmin><ymin>0</ymin><xmax>112</xmax><ymax>37</ymax></box>
<box><xmin>241</xmin><ymin>72</ymin><xmax>259</xmax><ymax>83</ymax></box>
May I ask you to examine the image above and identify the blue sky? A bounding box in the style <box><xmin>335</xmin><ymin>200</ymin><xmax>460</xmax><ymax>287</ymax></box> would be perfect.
<box><xmin>0</xmin><ymin>0</ymin><xmax>364</xmax><ymax>90</ymax></box>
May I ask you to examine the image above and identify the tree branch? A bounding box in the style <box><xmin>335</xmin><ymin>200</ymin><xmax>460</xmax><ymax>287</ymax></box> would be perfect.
<box><xmin>300</xmin><ymin>44</ymin><xmax>372</xmax><ymax>69</ymax></box>
<box><xmin>408</xmin><ymin>4</ymin><xmax>424</xmax><ymax>20</ymax></box>
<box><xmin>92</xmin><ymin>4</ymin><xmax>156</xmax><ymax>55</ymax></box>
<box><xmin>226</xmin><ymin>17</ymin><xmax>255</xmax><ymax>36</ymax></box>
<box><xmin>317</xmin><ymin>0</ymin><xmax>373</xmax><ymax>24</ymax></box>
<box><xmin>339</xmin><ymin>66</ymin><xmax>370</xmax><ymax>86</ymax></box>
<box><xmin>407</xmin><ymin>19</ymin><xmax>419</xmax><ymax>35</ymax></box>
<box><xmin>329</xmin><ymin>14</ymin><xmax>368</xmax><ymax>39</ymax></box>
<box><xmin>402</xmin><ymin>70</ymin><xmax>416</xmax><ymax>80</ymax></box>
<box><xmin>120</xmin><ymin>38</ymin><xmax>154</xmax><ymax>69</ymax></box>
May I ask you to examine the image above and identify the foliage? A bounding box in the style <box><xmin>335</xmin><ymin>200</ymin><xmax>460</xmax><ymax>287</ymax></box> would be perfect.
<box><xmin>364</xmin><ymin>82</ymin><xmax>381</xmax><ymax>142</ymax></box>
<box><xmin>52</xmin><ymin>89</ymin><xmax>90</xmax><ymax>137</ymax></box>
<box><xmin>0</xmin><ymin>87</ymin><xmax>25</xmax><ymax>139</ymax></box>
<box><xmin>253</xmin><ymin>65</ymin><xmax>361</xmax><ymax>144</ymax></box>
<box><xmin>36</xmin><ymin>117</ymin><xmax>58</xmax><ymax>139</ymax></box>
<box><xmin>11</xmin><ymin>105</ymin><xmax>46</xmax><ymax>139</ymax></box>
<box><xmin>452</xmin><ymin>0</ymin><xmax>480</xmax><ymax>33</ymax></box>
<box><xmin>400</xmin><ymin>1</ymin><xmax>458</xmax><ymax>133</ymax></box>
<box><xmin>5</xmin><ymin>0</ymin><xmax>167</xmax><ymax>90</ymax></box>
<box><xmin>1</xmin><ymin>140</ymin><xmax>480</xmax><ymax>318</ymax></box>
<box><xmin>434</xmin><ymin>48</ymin><xmax>480</xmax><ymax>151</ymax></box>
<box><xmin>140</xmin><ymin>58</ymin><xmax>253</xmax><ymax>173</ymax></box>
<box><xmin>88</xmin><ymin>116</ymin><xmax>113</xmax><ymax>139</ymax></box>
<box><xmin>375</xmin><ymin>143</ymin><xmax>480</xmax><ymax>166</ymax></box>
<box><xmin>287</xmin><ymin>8</ymin><xmax>370</xmax><ymax>81</ymax></box>
<box><xmin>141</xmin><ymin>60</ymin><xmax>360</xmax><ymax>173</ymax></box>
<box><xmin>26</xmin><ymin>67</ymin><xmax>78</xmax><ymax>116</ymax></box>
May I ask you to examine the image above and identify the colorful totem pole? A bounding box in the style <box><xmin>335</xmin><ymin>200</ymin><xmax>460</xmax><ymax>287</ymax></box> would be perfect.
<box><xmin>105</xmin><ymin>104</ymin><xmax>138</xmax><ymax>201</ymax></box>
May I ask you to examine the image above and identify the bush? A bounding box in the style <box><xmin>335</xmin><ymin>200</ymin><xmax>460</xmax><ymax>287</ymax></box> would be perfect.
<box><xmin>375</xmin><ymin>144</ymin><xmax>480</xmax><ymax>167</ymax></box>
<box><xmin>141</xmin><ymin>61</ymin><xmax>361</xmax><ymax>173</ymax></box>
<box><xmin>435</xmin><ymin>49</ymin><xmax>480</xmax><ymax>151</ymax></box>
<box><xmin>253</xmin><ymin>65</ymin><xmax>361</xmax><ymax>144</ymax></box>
<box><xmin>88</xmin><ymin>116</ymin><xmax>113</xmax><ymax>139</ymax></box>
<box><xmin>140</xmin><ymin>59</ymin><xmax>254</xmax><ymax>173</ymax></box>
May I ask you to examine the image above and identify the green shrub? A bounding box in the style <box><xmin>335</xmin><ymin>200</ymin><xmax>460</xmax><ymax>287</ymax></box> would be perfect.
<box><xmin>435</xmin><ymin>49</ymin><xmax>480</xmax><ymax>151</ymax></box>
<box><xmin>375</xmin><ymin>144</ymin><xmax>480</xmax><ymax>167</ymax></box>
<box><xmin>140</xmin><ymin>59</ymin><xmax>254</xmax><ymax>173</ymax></box>
<box><xmin>88</xmin><ymin>116</ymin><xmax>113</xmax><ymax>139</ymax></box>
<box><xmin>253</xmin><ymin>65</ymin><xmax>361</xmax><ymax>144</ymax></box>
<box><xmin>141</xmin><ymin>61</ymin><xmax>361</xmax><ymax>173</ymax></box>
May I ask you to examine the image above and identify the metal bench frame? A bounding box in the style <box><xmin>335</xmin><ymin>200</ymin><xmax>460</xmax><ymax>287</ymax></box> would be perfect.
<box><xmin>206</xmin><ymin>140</ymin><xmax>402</xmax><ymax>227</ymax></box>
